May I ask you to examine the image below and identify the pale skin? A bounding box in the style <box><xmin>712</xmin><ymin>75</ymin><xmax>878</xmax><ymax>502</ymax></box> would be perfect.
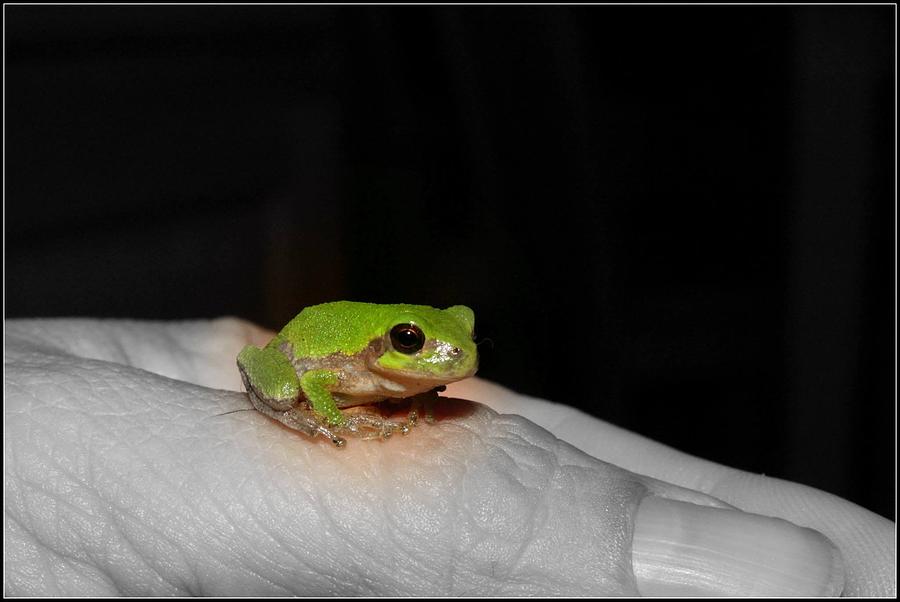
<box><xmin>4</xmin><ymin>317</ymin><xmax>895</xmax><ymax>596</ymax></box>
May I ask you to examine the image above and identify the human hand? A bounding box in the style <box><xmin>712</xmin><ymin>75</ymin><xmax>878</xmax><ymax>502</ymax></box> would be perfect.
<box><xmin>5</xmin><ymin>318</ymin><xmax>890</xmax><ymax>596</ymax></box>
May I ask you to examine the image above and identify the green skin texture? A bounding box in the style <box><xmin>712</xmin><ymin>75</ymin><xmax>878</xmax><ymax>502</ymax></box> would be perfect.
<box><xmin>237</xmin><ymin>301</ymin><xmax>477</xmax><ymax>427</ymax></box>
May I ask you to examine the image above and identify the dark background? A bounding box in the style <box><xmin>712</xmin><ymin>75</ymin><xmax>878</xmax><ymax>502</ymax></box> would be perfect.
<box><xmin>6</xmin><ymin>6</ymin><xmax>895</xmax><ymax>519</ymax></box>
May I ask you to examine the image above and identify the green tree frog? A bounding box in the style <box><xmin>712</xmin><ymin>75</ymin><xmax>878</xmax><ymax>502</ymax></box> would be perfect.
<box><xmin>237</xmin><ymin>301</ymin><xmax>478</xmax><ymax>447</ymax></box>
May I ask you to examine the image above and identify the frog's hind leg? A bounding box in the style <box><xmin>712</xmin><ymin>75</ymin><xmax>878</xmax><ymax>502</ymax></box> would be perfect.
<box><xmin>237</xmin><ymin>345</ymin><xmax>300</xmax><ymax>412</ymax></box>
<box><xmin>242</xmin><ymin>380</ymin><xmax>347</xmax><ymax>447</ymax></box>
<box><xmin>238</xmin><ymin>350</ymin><xmax>347</xmax><ymax>446</ymax></box>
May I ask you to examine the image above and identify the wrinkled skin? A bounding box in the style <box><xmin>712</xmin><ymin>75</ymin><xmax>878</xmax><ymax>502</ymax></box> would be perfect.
<box><xmin>4</xmin><ymin>318</ymin><xmax>894</xmax><ymax>596</ymax></box>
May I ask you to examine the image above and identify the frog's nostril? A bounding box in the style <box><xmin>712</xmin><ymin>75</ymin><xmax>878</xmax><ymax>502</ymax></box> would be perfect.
<box><xmin>451</xmin><ymin>347</ymin><xmax>461</xmax><ymax>356</ymax></box>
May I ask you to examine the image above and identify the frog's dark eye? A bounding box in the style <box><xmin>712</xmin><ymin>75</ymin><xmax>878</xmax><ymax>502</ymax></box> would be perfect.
<box><xmin>390</xmin><ymin>323</ymin><xmax>425</xmax><ymax>354</ymax></box>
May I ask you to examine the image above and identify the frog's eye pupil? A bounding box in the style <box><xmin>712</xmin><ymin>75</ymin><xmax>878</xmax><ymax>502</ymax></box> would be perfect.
<box><xmin>390</xmin><ymin>323</ymin><xmax>425</xmax><ymax>354</ymax></box>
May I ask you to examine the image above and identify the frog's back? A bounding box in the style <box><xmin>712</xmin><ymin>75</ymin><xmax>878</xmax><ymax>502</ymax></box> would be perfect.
<box><xmin>277</xmin><ymin>301</ymin><xmax>420</xmax><ymax>358</ymax></box>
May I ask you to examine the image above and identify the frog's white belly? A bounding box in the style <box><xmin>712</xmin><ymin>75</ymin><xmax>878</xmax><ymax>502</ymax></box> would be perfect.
<box><xmin>333</xmin><ymin>364</ymin><xmax>412</xmax><ymax>406</ymax></box>
<box><xmin>281</xmin><ymin>341</ymin><xmax>433</xmax><ymax>408</ymax></box>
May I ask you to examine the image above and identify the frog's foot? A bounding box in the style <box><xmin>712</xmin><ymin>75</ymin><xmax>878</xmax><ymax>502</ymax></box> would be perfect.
<box><xmin>278</xmin><ymin>407</ymin><xmax>347</xmax><ymax>447</ymax></box>
<box><xmin>341</xmin><ymin>412</ymin><xmax>413</xmax><ymax>441</ymax></box>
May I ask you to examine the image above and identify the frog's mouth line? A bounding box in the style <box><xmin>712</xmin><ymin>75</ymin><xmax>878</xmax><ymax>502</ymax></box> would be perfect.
<box><xmin>371</xmin><ymin>363</ymin><xmax>479</xmax><ymax>388</ymax></box>
<box><xmin>368</xmin><ymin>354</ymin><xmax>478</xmax><ymax>384</ymax></box>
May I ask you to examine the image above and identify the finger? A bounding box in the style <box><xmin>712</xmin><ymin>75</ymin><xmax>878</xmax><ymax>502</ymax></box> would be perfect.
<box><xmin>632</xmin><ymin>496</ymin><xmax>843</xmax><ymax>596</ymax></box>
<box><xmin>5</xmin><ymin>317</ymin><xmax>273</xmax><ymax>390</ymax></box>
<box><xmin>451</xmin><ymin>378</ymin><xmax>891</xmax><ymax>596</ymax></box>
<box><xmin>696</xmin><ymin>471</ymin><xmax>895</xmax><ymax>597</ymax></box>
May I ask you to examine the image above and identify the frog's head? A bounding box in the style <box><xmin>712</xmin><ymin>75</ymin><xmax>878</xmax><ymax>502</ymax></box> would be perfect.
<box><xmin>369</xmin><ymin>304</ymin><xmax>478</xmax><ymax>390</ymax></box>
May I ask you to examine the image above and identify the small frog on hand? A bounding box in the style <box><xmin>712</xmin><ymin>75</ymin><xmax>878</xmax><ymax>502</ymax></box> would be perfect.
<box><xmin>237</xmin><ymin>301</ymin><xmax>478</xmax><ymax>447</ymax></box>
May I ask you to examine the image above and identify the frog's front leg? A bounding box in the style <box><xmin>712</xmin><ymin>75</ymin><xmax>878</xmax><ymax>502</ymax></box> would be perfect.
<box><xmin>300</xmin><ymin>371</ymin><xmax>412</xmax><ymax>440</ymax></box>
<box><xmin>298</xmin><ymin>369</ymin><xmax>345</xmax><ymax>426</ymax></box>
